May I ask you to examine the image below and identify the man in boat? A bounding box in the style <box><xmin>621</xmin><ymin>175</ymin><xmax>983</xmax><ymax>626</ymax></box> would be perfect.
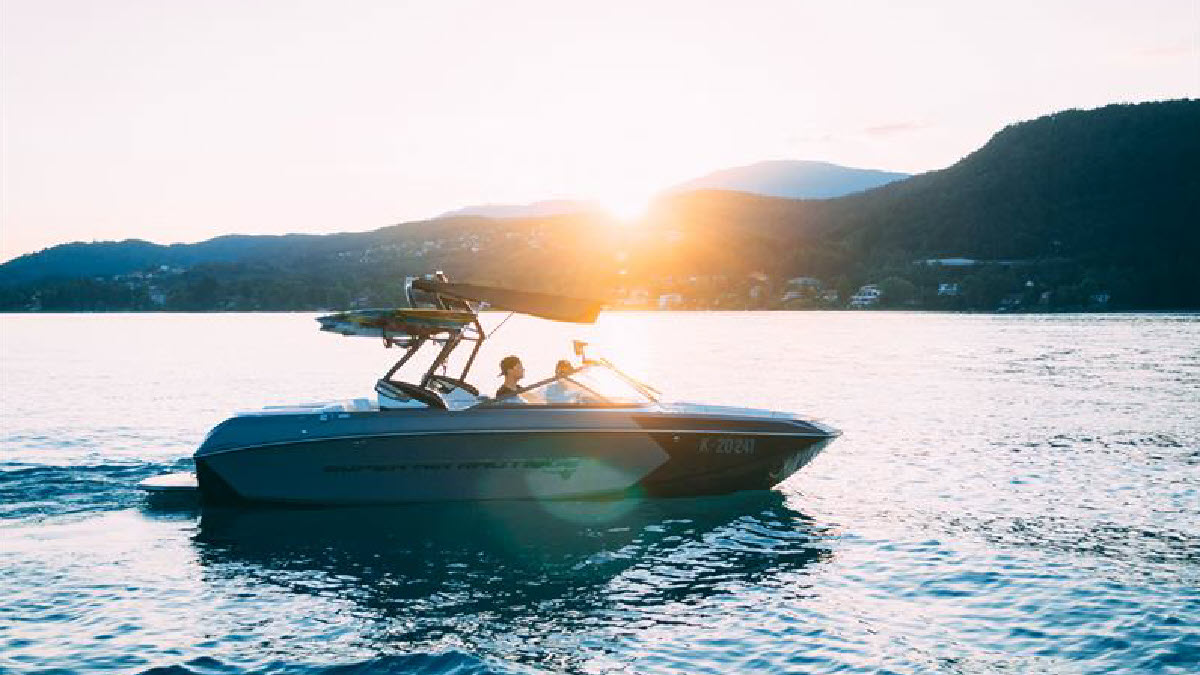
<box><xmin>495</xmin><ymin>355</ymin><xmax>525</xmax><ymax>400</ymax></box>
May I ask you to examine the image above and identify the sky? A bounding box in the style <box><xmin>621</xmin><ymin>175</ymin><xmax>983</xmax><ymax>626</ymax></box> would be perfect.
<box><xmin>1</xmin><ymin>0</ymin><xmax>1197</xmax><ymax>262</ymax></box>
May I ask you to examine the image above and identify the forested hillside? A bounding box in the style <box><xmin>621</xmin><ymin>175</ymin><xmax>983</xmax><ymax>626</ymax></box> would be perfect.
<box><xmin>2</xmin><ymin>100</ymin><xmax>1196</xmax><ymax>311</ymax></box>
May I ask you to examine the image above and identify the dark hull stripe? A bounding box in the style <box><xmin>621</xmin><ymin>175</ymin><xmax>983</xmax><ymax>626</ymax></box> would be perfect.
<box><xmin>633</xmin><ymin>415</ymin><xmax>820</xmax><ymax>433</ymax></box>
<box><xmin>198</xmin><ymin>428</ymin><xmax>833</xmax><ymax>458</ymax></box>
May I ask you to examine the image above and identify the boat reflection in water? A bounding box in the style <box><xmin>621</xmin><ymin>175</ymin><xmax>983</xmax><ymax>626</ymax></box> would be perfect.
<box><xmin>190</xmin><ymin>492</ymin><xmax>833</xmax><ymax>663</ymax></box>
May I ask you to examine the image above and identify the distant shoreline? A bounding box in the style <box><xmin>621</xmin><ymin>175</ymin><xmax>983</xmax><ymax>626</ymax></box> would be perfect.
<box><xmin>4</xmin><ymin>308</ymin><xmax>1198</xmax><ymax>316</ymax></box>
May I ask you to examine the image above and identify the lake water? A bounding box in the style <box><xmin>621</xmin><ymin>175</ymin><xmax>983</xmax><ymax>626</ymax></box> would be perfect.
<box><xmin>1</xmin><ymin>312</ymin><xmax>1197</xmax><ymax>674</ymax></box>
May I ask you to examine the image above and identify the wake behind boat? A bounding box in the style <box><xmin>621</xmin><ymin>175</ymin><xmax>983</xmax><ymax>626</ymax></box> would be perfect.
<box><xmin>145</xmin><ymin>273</ymin><xmax>839</xmax><ymax>505</ymax></box>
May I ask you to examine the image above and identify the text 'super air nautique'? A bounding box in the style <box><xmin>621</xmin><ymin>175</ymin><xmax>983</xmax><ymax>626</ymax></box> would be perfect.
<box><xmin>146</xmin><ymin>275</ymin><xmax>839</xmax><ymax>504</ymax></box>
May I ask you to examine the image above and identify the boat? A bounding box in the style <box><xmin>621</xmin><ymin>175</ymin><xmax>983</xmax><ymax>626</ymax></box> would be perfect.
<box><xmin>157</xmin><ymin>273</ymin><xmax>839</xmax><ymax>505</ymax></box>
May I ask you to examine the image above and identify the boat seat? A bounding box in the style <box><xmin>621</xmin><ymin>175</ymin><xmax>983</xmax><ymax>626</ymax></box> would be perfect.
<box><xmin>376</xmin><ymin>379</ymin><xmax>448</xmax><ymax>410</ymax></box>
<box><xmin>426</xmin><ymin>375</ymin><xmax>480</xmax><ymax>396</ymax></box>
<box><xmin>319</xmin><ymin>398</ymin><xmax>375</xmax><ymax>413</ymax></box>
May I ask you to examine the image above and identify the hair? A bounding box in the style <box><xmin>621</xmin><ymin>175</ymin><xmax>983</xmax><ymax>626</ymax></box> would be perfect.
<box><xmin>499</xmin><ymin>355</ymin><xmax>522</xmax><ymax>375</ymax></box>
<box><xmin>555</xmin><ymin>360</ymin><xmax>574</xmax><ymax>377</ymax></box>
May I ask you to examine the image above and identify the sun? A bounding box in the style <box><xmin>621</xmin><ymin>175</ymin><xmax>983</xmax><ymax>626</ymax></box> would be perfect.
<box><xmin>597</xmin><ymin>187</ymin><xmax>655</xmax><ymax>224</ymax></box>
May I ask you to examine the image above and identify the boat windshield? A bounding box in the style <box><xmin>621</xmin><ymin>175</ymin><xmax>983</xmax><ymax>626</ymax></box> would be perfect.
<box><xmin>482</xmin><ymin>364</ymin><xmax>654</xmax><ymax>407</ymax></box>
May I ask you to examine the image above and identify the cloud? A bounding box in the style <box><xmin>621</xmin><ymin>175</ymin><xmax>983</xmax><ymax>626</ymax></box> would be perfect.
<box><xmin>785</xmin><ymin>133</ymin><xmax>837</xmax><ymax>144</ymax></box>
<box><xmin>862</xmin><ymin>121</ymin><xmax>931</xmax><ymax>137</ymax></box>
<box><xmin>1132</xmin><ymin>42</ymin><xmax>1198</xmax><ymax>61</ymax></box>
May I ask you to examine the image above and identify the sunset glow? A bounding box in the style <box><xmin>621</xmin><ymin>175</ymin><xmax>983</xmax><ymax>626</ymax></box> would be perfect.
<box><xmin>1</xmin><ymin>0</ymin><xmax>1197</xmax><ymax>261</ymax></box>
<box><xmin>599</xmin><ymin>188</ymin><xmax>656</xmax><ymax>224</ymax></box>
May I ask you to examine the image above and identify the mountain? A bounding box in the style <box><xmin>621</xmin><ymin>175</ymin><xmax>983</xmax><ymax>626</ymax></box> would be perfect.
<box><xmin>438</xmin><ymin>200</ymin><xmax>601</xmax><ymax>219</ymax></box>
<box><xmin>667</xmin><ymin>160</ymin><xmax>909</xmax><ymax>199</ymax></box>
<box><xmin>2</xmin><ymin>100</ymin><xmax>1197</xmax><ymax>311</ymax></box>
<box><xmin>817</xmin><ymin>102</ymin><xmax>1200</xmax><ymax>263</ymax></box>
<box><xmin>439</xmin><ymin>161</ymin><xmax>911</xmax><ymax>220</ymax></box>
<box><xmin>0</xmin><ymin>211</ymin><xmax>617</xmax><ymax>309</ymax></box>
<box><xmin>0</xmin><ymin>162</ymin><xmax>907</xmax><ymax>284</ymax></box>
<box><xmin>648</xmin><ymin>99</ymin><xmax>1200</xmax><ymax>308</ymax></box>
<box><xmin>0</xmin><ymin>219</ymin><xmax>485</xmax><ymax>286</ymax></box>
<box><xmin>0</xmin><ymin>234</ymin><xmax>325</xmax><ymax>285</ymax></box>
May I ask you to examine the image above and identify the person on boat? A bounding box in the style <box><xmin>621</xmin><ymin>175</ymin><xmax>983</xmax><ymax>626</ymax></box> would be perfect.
<box><xmin>495</xmin><ymin>355</ymin><xmax>525</xmax><ymax>400</ymax></box>
<box><xmin>545</xmin><ymin>360</ymin><xmax>579</xmax><ymax>404</ymax></box>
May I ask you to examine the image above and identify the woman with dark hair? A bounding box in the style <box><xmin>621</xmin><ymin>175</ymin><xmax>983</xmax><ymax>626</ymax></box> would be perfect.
<box><xmin>545</xmin><ymin>360</ymin><xmax>580</xmax><ymax>404</ymax></box>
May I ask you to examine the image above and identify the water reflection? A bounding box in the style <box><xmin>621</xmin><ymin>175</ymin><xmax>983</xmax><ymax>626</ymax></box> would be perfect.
<box><xmin>189</xmin><ymin>493</ymin><xmax>833</xmax><ymax>664</ymax></box>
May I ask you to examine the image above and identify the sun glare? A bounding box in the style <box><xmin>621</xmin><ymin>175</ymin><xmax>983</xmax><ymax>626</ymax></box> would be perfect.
<box><xmin>598</xmin><ymin>188</ymin><xmax>655</xmax><ymax>224</ymax></box>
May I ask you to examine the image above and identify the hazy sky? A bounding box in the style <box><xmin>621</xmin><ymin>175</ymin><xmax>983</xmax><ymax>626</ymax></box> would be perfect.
<box><xmin>2</xmin><ymin>0</ymin><xmax>1197</xmax><ymax>261</ymax></box>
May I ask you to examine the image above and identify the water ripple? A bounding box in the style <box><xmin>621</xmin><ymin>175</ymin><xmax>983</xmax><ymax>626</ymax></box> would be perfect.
<box><xmin>2</xmin><ymin>312</ymin><xmax>1198</xmax><ymax>674</ymax></box>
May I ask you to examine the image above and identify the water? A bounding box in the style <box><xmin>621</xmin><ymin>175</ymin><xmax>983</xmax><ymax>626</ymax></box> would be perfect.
<box><xmin>1</xmin><ymin>312</ymin><xmax>1197</xmax><ymax>674</ymax></box>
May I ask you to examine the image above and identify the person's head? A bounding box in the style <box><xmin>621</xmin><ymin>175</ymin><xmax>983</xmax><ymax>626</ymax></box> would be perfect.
<box><xmin>499</xmin><ymin>355</ymin><xmax>524</xmax><ymax>381</ymax></box>
<box><xmin>555</xmin><ymin>359</ymin><xmax>574</xmax><ymax>378</ymax></box>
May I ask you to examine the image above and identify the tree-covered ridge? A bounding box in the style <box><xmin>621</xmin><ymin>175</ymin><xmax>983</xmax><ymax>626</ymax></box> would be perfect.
<box><xmin>2</xmin><ymin>100</ymin><xmax>1197</xmax><ymax>311</ymax></box>
<box><xmin>637</xmin><ymin>100</ymin><xmax>1200</xmax><ymax>309</ymax></box>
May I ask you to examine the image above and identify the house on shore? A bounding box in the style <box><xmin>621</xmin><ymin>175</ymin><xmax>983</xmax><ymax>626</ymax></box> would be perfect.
<box><xmin>782</xmin><ymin>277</ymin><xmax>823</xmax><ymax>302</ymax></box>
<box><xmin>849</xmin><ymin>284</ymin><xmax>882</xmax><ymax>308</ymax></box>
<box><xmin>658</xmin><ymin>293</ymin><xmax>684</xmax><ymax>310</ymax></box>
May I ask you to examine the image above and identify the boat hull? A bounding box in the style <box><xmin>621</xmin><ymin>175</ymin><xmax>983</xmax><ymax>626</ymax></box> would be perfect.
<box><xmin>194</xmin><ymin>407</ymin><xmax>837</xmax><ymax>505</ymax></box>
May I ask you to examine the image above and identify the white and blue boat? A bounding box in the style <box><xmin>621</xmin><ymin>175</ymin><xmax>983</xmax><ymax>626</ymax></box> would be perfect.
<box><xmin>150</xmin><ymin>273</ymin><xmax>839</xmax><ymax>505</ymax></box>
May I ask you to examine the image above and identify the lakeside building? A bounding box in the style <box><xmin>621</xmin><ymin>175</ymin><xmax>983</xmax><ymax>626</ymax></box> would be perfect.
<box><xmin>658</xmin><ymin>293</ymin><xmax>684</xmax><ymax>310</ymax></box>
<box><xmin>615</xmin><ymin>288</ymin><xmax>651</xmax><ymax>308</ymax></box>
<box><xmin>849</xmin><ymin>284</ymin><xmax>882</xmax><ymax>308</ymax></box>
<box><xmin>919</xmin><ymin>258</ymin><xmax>978</xmax><ymax>267</ymax></box>
<box><xmin>785</xmin><ymin>277</ymin><xmax>822</xmax><ymax>289</ymax></box>
<box><xmin>782</xmin><ymin>277</ymin><xmax>823</xmax><ymax>302</ymax></box>
<box><xmin>918</xmin><ymin>257</ymin><xmax>1033</xmax><ymax>268</ymax></box>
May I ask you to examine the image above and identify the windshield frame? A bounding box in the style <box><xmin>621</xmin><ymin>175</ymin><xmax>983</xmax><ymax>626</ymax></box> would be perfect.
<box><xmin>473</xmin><ymin>362</ymin><xmax>657</xmax><ymax>409</ymax></box>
